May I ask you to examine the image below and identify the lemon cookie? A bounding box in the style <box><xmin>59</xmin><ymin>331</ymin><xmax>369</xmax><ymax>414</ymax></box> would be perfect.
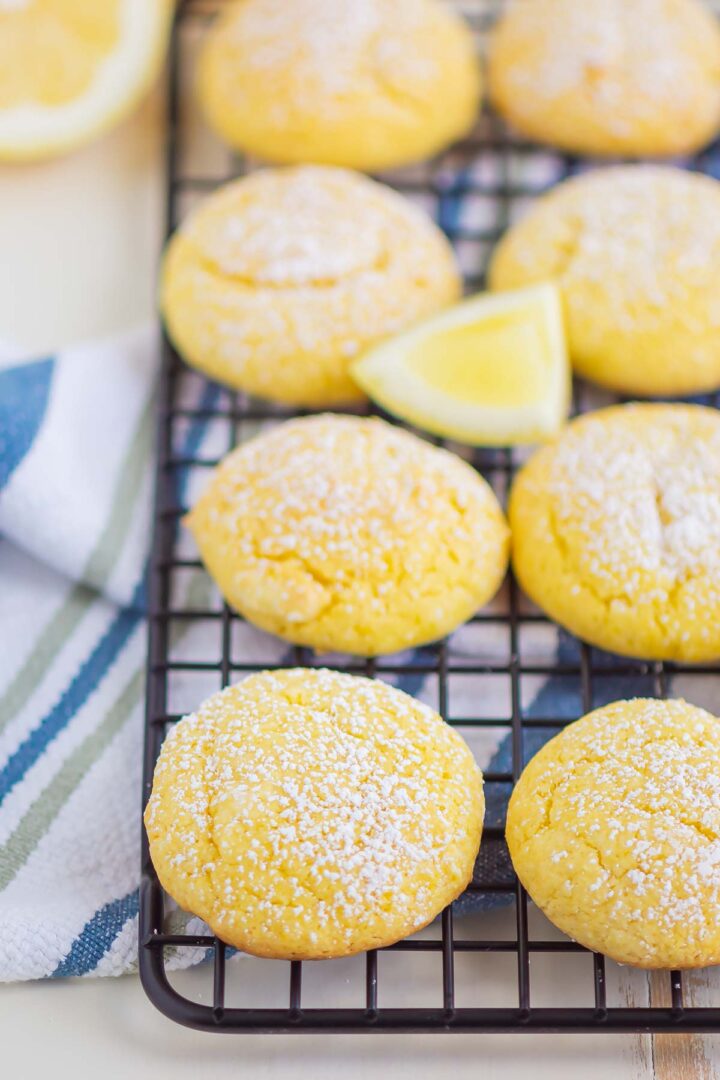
<box><xmin>507</xmin><ymin>698</ymin><xmax>720</xmax><ymax>969</ymax></box>
<box><xmin>487</xmin><ymin>0</ymin><xmax>720</xmax><ymax>158</ymax></box>
<box><xmin>160</xmin><ymin>166</ymin><xmax>461</xmax><ymax>406</ymax></box>
<box><xmin>186</xmin><ymin>414</ymin><xmax>510</xmax><ymax>657</ymax></box>
<box><xmin>145</xmin><ymin>668</ymin><xmax>484</xmax><ymax>959</ymax></box>
<box><xmin>196</xmin><ymin>0</ymin><xmax>481</xmax><ymax>171</ymax></box>
<box><xmin>510</xmin><ymin>404</ymin><xmax>720</xmax><ymax>662</ymax></box>
<box><xmin>490</xmin><ymin>166</ymin><xmax>720</xmax><ymax>397</ymax></box>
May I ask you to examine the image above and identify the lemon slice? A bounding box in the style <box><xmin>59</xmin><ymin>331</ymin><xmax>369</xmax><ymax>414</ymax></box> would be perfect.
<box><xmin>352</xmin><ymin>283</ymin><xmax>570</xmax><ymax>446</ymax></box>
<box><xmin>0</xmin><ymin>0</ymin><xmax>173</xmax><ymax>161</ymax></box>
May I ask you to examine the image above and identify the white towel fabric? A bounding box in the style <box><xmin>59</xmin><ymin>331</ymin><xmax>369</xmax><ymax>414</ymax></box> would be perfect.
<box><xmin>0</xmin><ymin>327</ymin><xmax>213</xmax><ymax>980</ymax></box>
<box><xmin>0</xmin><ymin>328</ymin><xmax>155</xmax><ymax>606</ymax></box>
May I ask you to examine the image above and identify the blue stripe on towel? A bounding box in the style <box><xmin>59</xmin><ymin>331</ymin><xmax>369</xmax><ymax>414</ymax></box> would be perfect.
<box><xmin>0</xmin><ymin>380</ymin><xmax>223</xmax><ymax>808</ymax></box>
<box><xmin>437</xmin><ymin>163</ymin><xmax>472</xmax><ymax>247</ymax></box>
<box><xmin>52</xmin><ymin>889</ymin><xmax>139</xmax><ymax>978</ymax></box>
<box><xmin>0</xmin><ymin>358</ymin><xmax>54</xmax><ymax>491</ymax></box>
<box><xmin>45</xmin><ymin>379</ymin><xmax>223</xmax><ymax>975</ymax></box>
<box><xmin>181</xmin><ymin>380</ymin><xmax>222</xmax><ymax>470</ymax></box>
<box><xmin>0</xmin><ymin>580</ymin><xmax>145</xmax><ymax>805</ymax></box>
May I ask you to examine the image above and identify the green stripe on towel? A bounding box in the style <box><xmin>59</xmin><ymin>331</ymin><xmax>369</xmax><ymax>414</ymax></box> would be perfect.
<box><xmin>0</xmin><ymin>391</ymin><xmax>154</xmax><ymax>734</ymax></box>
<box><xmin>0</xmin><ymin>573</ymin><xmax>210</xmax><ymax>891</ymax></box>
<box><xmin>0</xmin><ymin>665</ymin><xmax>143</xmax><ymax>891</ymax></box>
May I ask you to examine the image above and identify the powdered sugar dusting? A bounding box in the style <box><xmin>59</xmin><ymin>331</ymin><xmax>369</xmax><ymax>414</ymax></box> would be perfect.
<box><xmin>182</xmin><ymin>165</ymin><xmax>453</xmax><ymax>289</ymax></box>
<box><xmin>145</xmin><ymin>668</ymin><xmax>483</xmax><ymax>956</ymax></box>
<box><xmin>209</xmin><ymin>0</ymin><xmax>445</xmax><ymax>116</ymax></box>
<box><xmin>550</xmin><ymin>405</ymin><xmax>720</xmax><ymax>576</ymax></box>
<box><xmin>501</xmin><ymin>167</ymin><xmax>720</xmax><ymax>339</ymax></box>
<box><xmin>510</xmin><ymin>699</ymin><xmax>720</xmax><ymax>956</ymax></box>
<box><xmin>187</xmin><ymin>414</ymin><xmax>509</xmax><ymax>655</ymax></box>
<box><xmin>491</xmin><ymin>0</ymin><xmax>720</xmax><ymax>138</ymax></box>
<box><xmin>516</xmin><ymin>404</ymin><xmax>720</xmax><ymax>655</ymax></box>
<box><xmin>189</xmin><ymin>168</ymin><xmax>396</xmax><ymax>287</ymax></box>
<box><xmin>163</xmin><ymin>166</ymin><xmax>460</xmax><ymax>404</ymax></box>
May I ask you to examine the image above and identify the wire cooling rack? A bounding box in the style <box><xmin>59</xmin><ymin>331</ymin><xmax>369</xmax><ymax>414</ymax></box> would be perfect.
<box><xmin>140</xmin><ymin>0</ymin><xmax>720</xmax><ymax>1033</ymax></box>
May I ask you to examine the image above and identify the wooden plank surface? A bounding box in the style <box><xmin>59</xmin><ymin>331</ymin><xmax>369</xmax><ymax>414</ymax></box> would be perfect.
<box><xmin>650</xmin><ymin>969</ymin><xmax>720</xmax><ymax>1080</ymax></box>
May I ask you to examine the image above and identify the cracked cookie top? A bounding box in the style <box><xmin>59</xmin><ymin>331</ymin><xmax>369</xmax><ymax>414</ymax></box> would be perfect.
<box><xmin>145</xmin><ymin>668</ymin><xmax>483</xmax><ymax>959</ymax></box>
<box><xmin>185</xmin><ymin>413</ymin><xmax>510</xmax><ymax>657</ymax></box>
<box><xmin>506</xmin><ymin>697</ymin><xmax>720</xmax><ymax>968</ymax></box>
<box><xmin>509</xmin><ymin>403</ymin><xmax>720</xmax><ymax>662</ymax></box>
<box><xmin>160</xmin><ymin>165</ymin><xmax>461</xmax><ymax>407</ymax></box>
<box><xmin>195</xmin><ymin>0</ymin><xmax>481</xmax><ymax>171</ymax></box>
<box><xmin>489</xmin><ymin>165</ymin><xmax>720</xmax><ymax>396</ymax></box>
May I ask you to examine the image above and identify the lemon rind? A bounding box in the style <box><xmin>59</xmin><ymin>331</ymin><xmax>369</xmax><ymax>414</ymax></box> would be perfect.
<box><xmin>352</xmin><ymin>283</ymin><xmax>570</xmax><ymax>446</ymax></box>
<box><xmin>0</xmin><ymin>0</ymin><xmax>172</xmax><ymax>162</ymax></box>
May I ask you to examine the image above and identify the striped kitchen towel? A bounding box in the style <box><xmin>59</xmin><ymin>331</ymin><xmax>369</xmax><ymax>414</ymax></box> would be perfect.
<box><xmin>0</xmin><ymin>327</ymin><xmax>219</xmax><ymax>980</ymax></box>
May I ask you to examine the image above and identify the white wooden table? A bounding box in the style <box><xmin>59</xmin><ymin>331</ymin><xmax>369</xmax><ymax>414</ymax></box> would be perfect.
<box><xmin>0</xmin><ymin>77</ymin><xmax>718</xmax><ymax>1080</ymax></box>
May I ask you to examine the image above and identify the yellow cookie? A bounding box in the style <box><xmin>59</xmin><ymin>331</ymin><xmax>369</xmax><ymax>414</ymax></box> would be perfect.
<box><xmin>145</xmin><ymin>668</ymin><xmax>484</xmax><ymax>959</ymax></box>
<box><xmin>186</xmin><ymin>414</ymin><xmax>510</xmax><ymax>657</ymax></box>
<box><xmin>490</xmin><ymin>166</ymin><xmax>720</xmax><ymax>397</ymax></box>
<box><xmin>507</xmin><ymin>698</ymin><xmax>720</xmax><ymax>969</ymax></box>
<box><xmin>487</xmin><ymin>0</ymin><xmax>720</xmax><ymax>157</ymax></box>
<box><xmin>160</xmin><ymin>165</ymin><xmax>461</xmax><ymax>406</ymax></box>
<box><xmin>510</xmin><ymin>404</ymin><xmax>720</xmax><ymax>662</ymax></box>
<box><xmin>196</xmin><ymin>0</ymin><xmax>481</xmax><ymax>171</ymax></box>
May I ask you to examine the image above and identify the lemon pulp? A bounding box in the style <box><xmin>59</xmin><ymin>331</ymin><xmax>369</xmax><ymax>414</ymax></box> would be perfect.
<box><xmin>406</xmin><ymin>316</ymin><xmax>548</xmax><ymax>407</ymax></box>
<box><xmin>0</xmin><ymin>0</ymin><xmax>172</xmax><ymax>161</ymax></box>
<box><xmin>351</xmin><ymin>283</ymin><xmax>570</xmax><ymax>447</ymax></box>
<box><xmin>0</xmin><ymin>1</ymin><xmax>120</xmax><ymax>108</ymax></box>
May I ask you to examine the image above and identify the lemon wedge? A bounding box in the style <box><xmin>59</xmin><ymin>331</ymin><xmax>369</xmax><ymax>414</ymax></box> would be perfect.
<box><xmin>352</xmin><ymin>283</ymin><xmax>570</xmax><ymax>446</ymax></box>
<box><xmin>0</xmin><ymin>0</ymin><xmax>173</xmax><ymax>161</ymax></box>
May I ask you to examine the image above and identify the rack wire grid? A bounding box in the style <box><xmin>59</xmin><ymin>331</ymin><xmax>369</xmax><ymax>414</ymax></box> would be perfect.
<box><xmin>140</xmin><ymin>0</ymin><xmax>720</xmax><ymax>1034</ymax></box>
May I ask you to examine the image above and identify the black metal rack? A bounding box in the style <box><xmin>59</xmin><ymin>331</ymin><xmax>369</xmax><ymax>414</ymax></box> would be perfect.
<box><xmin>140</xmin><ymin>0</ymin><xmax>720</xmax><ymax>1033</ymax></box>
